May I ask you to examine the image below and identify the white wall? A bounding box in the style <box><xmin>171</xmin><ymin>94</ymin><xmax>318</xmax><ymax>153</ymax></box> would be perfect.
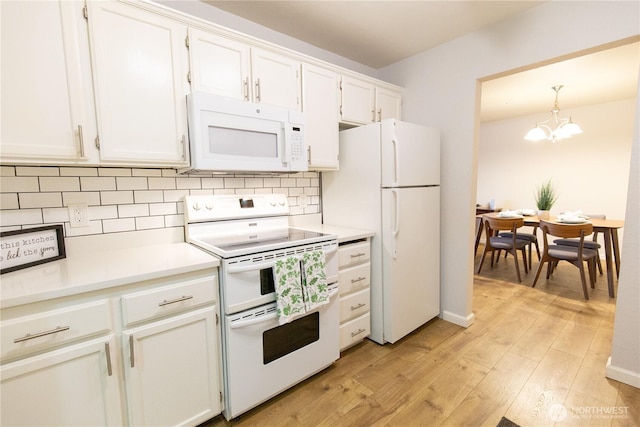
<box><xmin>477</xmin><ymin>98</ymin><xmax>634</xmax><ymax>249</ymax></box>
<box><xmin>378</xmin><ymin>0</ymin><xmax>640</xmax><ymax>374</ymax></box>
<box><xmin>607</xmin><ymin>75</ymin><xmax>640</xmax><ymax>388</ymax></box>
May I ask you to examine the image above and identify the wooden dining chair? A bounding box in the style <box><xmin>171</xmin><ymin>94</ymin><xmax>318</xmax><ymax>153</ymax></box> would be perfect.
<box><xmin>498</xmin><ymin>224</ymin><xmax>540</xmax><ymax>270</ymax></box>
<box><xmin>532</xmin><ymin>219</ymin><xmax>598</xmax><ymax>300</ymax></box>
<box><xmin>476</xmin><ymin>216</ymin><xmax>529</xmax><ymax>282</ymax></box>
<box><xmin>553</xmin><ymin>214</ymin><xmax>605</xmax><ymax>275</ymax></box>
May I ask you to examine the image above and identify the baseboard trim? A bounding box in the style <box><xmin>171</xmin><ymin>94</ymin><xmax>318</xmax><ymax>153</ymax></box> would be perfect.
<box><xmin>606</xmin><ymin>357</ymin><xmax>640</xmax><ymax>388</ymax></box>
<box><xmin>442</xmin><ymin>310</ymin><xmax>475</xmax><ymax>328</ymax></box>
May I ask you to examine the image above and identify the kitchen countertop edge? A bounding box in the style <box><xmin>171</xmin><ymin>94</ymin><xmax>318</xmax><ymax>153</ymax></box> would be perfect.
<box><xmin>1</xmin><ymin>242</ymin><xmax>219</xmax><ymax>309</ymax></box>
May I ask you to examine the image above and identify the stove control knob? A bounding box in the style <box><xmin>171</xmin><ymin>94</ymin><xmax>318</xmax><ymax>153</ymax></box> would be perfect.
<box><xmin>193</xmin><ymin>202</ymin><xmax>202</xmax><ymax>211</ymax></box>
<box><xmin>278</xmin><ymin>201</ymin><xmax>285</xmax><ymax>207</ymax></box>
<box><xmin>205</xmin><ymin>202</ymin><xmax>213</xmax><ymax>210</ymax></box>
<box><xmin>270</xmin><ymin>201</ymin><xmax>277</xmax><ymax>207</ymax></box>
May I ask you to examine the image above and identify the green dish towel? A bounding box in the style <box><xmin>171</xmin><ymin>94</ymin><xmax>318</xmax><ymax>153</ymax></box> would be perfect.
<box><xmin>274</xmin><ymin>255</ymin><xmax>305</xmax><ymax>324</ymax></box>
<box><xmin>301</xmin><ymin>250</ymin><xmax>329</xmax><ymax>311</ymax></box>
<box><xmin>274</xmin><ymin>250</ymin><xmax>329</xmax><ymax>324</ymax></box>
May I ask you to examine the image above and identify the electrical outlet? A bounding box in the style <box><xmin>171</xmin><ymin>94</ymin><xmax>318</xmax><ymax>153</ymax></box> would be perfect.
<box><xmin>68</xmin><ymin>204</ymin><xmax>89</xmax><ymax>228</ymax></box>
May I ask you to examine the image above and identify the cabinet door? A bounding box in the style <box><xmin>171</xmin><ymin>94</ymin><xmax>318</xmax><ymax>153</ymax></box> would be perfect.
<box><xmin>302</xmin><ymin>64</ymin><xmax>339</xmax><ymax>170</ymax></box>
<box><xmin>251</xmin><ymin>48</ymin><xmax>301</xmax><ymax>111</ymax></box>
<box><xmin>123</xmin><ymin>307</ymin><xmax>221</xmax><ymax>426</ymax></box>
<box><xmin>376</xmin><ymin>87</ymin><xmax>402</xmax><ymax>121</ymax></box>
<box><xmin>1</xmin><ymin>335</ymin><xmax>123</xmax><ymax>426</ymax></box>
<box><xmin>188</xmin><ymin>28</ymin><xmax>251</xmax><ymax>101</ymax></box>
<box><xmin>0</xmin><ymin>0</ymin><xmax>95</xmax><ymax>163</ymax></box>
<box><xmin>87</xmin><ymin>1</ymin><xmax>189</xmax><ymax>165</ymax></box>
<box><xmin>340</xmin><ymin>76</ymin><xmax>375</xmax><ymax>125</ymax></box>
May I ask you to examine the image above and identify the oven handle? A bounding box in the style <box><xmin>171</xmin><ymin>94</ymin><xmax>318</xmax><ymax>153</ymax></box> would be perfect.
<box><xmin>229</xmin><ymin>288</ymin><xmax>339</xmax><ymax>329</ymax></box>
<box><xmin>226</xmin><ymin>244</ymin><xmax>337</xmax><ymax>274</ymax></box>
<box><xmin>229</xmin><ymin>312</ymin><xmax>278</xmax><ymax>329</ymax></box>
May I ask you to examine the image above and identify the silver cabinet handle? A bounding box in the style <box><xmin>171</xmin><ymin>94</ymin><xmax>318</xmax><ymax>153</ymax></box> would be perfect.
<box><xmin>377</xmin><ymin>108</ymin><xmax>382</xmax><ymax>122</ymax></box>
<box><xmin>350</xmin><ymin>253</ymin><xmax>366</xmax><ymax>258</ymax></box>
<box><xmin>129</xmin><ymin>334</ymin><xmax>135</xmax><ymax>368</ymax></box>
<box><xmin>105</xmin><ymin>342</ymin><xmax>113</xmax><ymax>376</ymax></box>
<box><xmin>243</xmin><ymin>77</ymin><xmax>249</xmax><ymax>101</ymax></box>
<box><xmin>350</xmin><ymin>277</ymin><xmax>366</xmax><ymax>284</ymax></box>
<box><xmin>350</xmin><ymin>303</ymin><xmax>366</xmax><ymax>311</ymax></box>
<box><xmin>255</xmin><ymin>78</ymin><xmax>261</xmax><ymax>102</ymax></box>
<box><xmin>181</xmin><ymin>135</ymin><xmax>186</xmax><ymax>160</ymax></box>
<box><xmin>77</xmin><ymin>125</ymin><xmax>85</xmax><ymax>157</ymax></box>
<box><xmin>14</xmin><ymin>326</ymin><xmax>70</xmax><ymax>343</ymax></box>
<box><xmin>158</xmin><ymin>295</ymin><xmax>193</xmax><ymax>307</ymax></box>
<box><xmin>351</xmin><ymin>328</ymin><xmax>366</xmax><ymax>338</ymax></box>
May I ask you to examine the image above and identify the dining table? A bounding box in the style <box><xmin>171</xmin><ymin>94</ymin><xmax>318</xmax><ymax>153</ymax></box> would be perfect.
<box><xmin>474</xmin><ymin>212</ymin><xmax>624</xmax><ymax>298</ymax></box>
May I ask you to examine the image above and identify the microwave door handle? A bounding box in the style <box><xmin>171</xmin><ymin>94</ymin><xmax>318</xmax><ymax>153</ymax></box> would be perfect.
<box><xmin>282</xmin><ymin>124</ymin><xmax>290</xmax><ymax>165</ymax></box>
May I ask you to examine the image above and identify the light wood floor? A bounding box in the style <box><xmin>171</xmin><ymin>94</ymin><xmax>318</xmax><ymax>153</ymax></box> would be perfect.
<box><xmin>203</xmin><ymin>248</ymin><xmax>639</xmax><ymax>427</ymax></box>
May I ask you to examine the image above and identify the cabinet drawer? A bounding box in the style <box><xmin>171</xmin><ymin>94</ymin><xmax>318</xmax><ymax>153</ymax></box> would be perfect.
<box><xmin>338</xmin><ymin>241</ymin><xmax>370</xmax><ymax>268</ymax></box>
<box><xmin>1</xmin><ymin>300</ymin><xmax>112</xmax><ymax>361</ymax></box>
<box><xmin>121</xmin><ymin>277</ymin><xmax>216</xmax><ymax>326</ymax></box>
<box><xmin>338</xmin><ymin>262</ymin><xmax>370</xmax><ymax>295</ymax></box>
<box><xmin>339</xmin><ymin>288</ymin><xmax>370</xmax><ymax>323</ymax></box>
<box><xmin>339</xmin><ymin>313</ymin><xmax>370</xmax><ymax>350</ymax></box>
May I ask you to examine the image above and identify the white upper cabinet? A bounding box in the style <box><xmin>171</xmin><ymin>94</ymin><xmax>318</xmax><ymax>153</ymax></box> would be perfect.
<box><xmin>340</xmin><ymin>76</ymin><xmax>376</xmax><ymax>125</ymax></box>
<box><xmin>188</xmin><ymin>28</ymin><xmax>251</xmax><ymax>101</ymax></box>
<box><xmin>87</xmin><ymin>1</ymin><xmax>189</xmax><ymax>166</ymax></box>
<box><xmin>375</xmin><ymin>87</ymin><xmax>403</xmax><ymax>122</ymax></box>
<box><xmin>189</xmin><ymin>31</ymin><xmax>301</xmax><ymax>111</ymax></box>
<box><xmin>0</xmin><ymin>0</ymin><xmax>97</xmax><ymax>164</ymax></box>
<box><xmin>251</xmin><ymin>48</ymin><xmax>301</xmax><ymax>111</ymax></box>
<box><xmin>340</xmin><ymin>76</ymin><xmax>403</xmax><ymax>125</ymax></box>
<box><xmin>302</xmin><ymin>64</ymin><xmax>339</xmax><ymax>170</ymax></box>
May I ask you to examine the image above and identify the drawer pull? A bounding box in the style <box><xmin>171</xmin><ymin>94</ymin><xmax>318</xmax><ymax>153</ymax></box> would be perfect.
<box><xmin>350</xmin><ymin>303</ymin><xmax>366</xmax><ymax>311</ymax></box>
<box><xmin>351</xmin><ymin>277</ymin><xmax>366</xmax><ymax>284</ymax></box>
<box><xmin>105</xmin><ymin>342</ymin><xmax>113</xmax><ymax>376</ymax></box>
<box><xmin>158</xmin><ymin>295</ymin><xmax>193</xmax><ymax>307</ymax></box>
<box><xmin>350</xmin><ymin>253</ymin><xmax>366</xmax><ymax>258</ymax></box>
<box><xmin>13</xmin><ymin>325</ymin><xmax>70</xmax><ymax>343</ymax></box>
<box><xmin>351</xmin><ymin>328</ymin><xmax>366</xmax><ymax>338</ymax></box>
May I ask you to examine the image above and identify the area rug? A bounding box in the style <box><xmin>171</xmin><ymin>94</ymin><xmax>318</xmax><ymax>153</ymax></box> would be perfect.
<box><xmin>497</xmin><ymin>417</ymin><xmax>521</xmax><ymax>427</ymax></box>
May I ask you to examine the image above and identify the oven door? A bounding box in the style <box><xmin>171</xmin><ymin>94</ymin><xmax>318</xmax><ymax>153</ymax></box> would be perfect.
<box><xmin>221</xmin><ymin>286</ymin><xmax>339</xmax><ymax>420</ymax></box>
<box><xmin>221</xmin><ymin>242</ymin><xmax>338</xmax><ymax>314</ymax></box>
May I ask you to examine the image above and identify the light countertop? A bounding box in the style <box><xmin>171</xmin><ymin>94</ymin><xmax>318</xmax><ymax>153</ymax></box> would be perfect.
<box><xmin>297</xmin><ymin>224</ymin><xmax>374</xmax><ymax>243</ymax></box>
<box><xmin>1</xmin><ymin>241</ymin><xmax>218</xmax><ymax>309</ymax></box>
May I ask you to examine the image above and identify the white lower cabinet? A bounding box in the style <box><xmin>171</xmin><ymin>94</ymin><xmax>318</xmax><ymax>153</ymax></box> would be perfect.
<box><xmin>122</xmin><ymin>307</ymin><xmax>220</xmax><ymax>426</ymax></box>
<box><xmin>1</xmin><ymin>336</ymin><xmax>122</xmax><ymax>426</ymax></box>
<box><xmin>0</xmin><ymin>269</ymin><xmax>222</xmax><ymax>426</ymax></box>
<box><xmin>1</xmin><ymin>299</ymin><xmax>124</xmax><ymax>426</ymax></box>
<box><xmin>337</xmin><ymin>239</ymin><xmax>372</xmax><ymax>350</ymax></box>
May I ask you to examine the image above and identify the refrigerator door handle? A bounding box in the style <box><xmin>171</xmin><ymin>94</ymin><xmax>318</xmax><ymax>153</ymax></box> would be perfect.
<box><xmin>392</xmin><ymin>189</ymin><xmax>400</xmax><ymax>259</ymax></box>
<box><xmin>391</xmin><ymin>137</ymin><xmax>400</xmax><ymax>186</ymax></box>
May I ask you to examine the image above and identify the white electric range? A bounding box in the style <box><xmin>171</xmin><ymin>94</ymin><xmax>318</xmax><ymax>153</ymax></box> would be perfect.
<box><xmin>183</xmin><ymin>194</ymin><xmax>339</xmax><ymax>420</ymax></box>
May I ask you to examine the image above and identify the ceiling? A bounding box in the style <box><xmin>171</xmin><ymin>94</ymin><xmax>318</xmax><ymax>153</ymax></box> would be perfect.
<box><xmin>202</xmin><ymin>1</ymin><xmax>639</xmax><ymax>121</ymax></box>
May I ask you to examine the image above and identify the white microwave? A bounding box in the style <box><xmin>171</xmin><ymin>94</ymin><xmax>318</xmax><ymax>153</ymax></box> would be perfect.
<box><xmin>183</xmin><ymin>92</ymin><xmax>307</xmax><ymax>173</ymax></box>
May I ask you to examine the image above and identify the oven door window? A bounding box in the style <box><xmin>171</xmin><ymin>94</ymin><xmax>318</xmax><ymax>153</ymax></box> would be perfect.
<box><xmin>262</xmin><ymin>312</ymin><xmax>319</xmax><ymax>364</ymax></box>
<box><xmin>259</xmin><ymin>268</ymin><xmax>275</xmax><ymax>295</ymax></box>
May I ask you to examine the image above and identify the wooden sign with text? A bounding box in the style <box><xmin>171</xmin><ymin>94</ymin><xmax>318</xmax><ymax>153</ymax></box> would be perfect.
<box><xmin>1</xmin><ymin>225</ymin><xmax>66</xmax><ymax>274</ymax></box>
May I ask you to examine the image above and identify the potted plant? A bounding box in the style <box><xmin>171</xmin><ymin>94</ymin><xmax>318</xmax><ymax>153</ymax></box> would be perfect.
<box><xmin>535</xmin><ymin>179</ymin><xmax>557</xmax><ymax>219</ymax></box>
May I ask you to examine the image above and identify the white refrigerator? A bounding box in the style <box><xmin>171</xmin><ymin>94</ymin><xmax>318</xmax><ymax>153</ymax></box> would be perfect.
<box><xmin>322</xmin><ymin>119</ymin><xmax>440</xmax><ymax>344</ymax></box>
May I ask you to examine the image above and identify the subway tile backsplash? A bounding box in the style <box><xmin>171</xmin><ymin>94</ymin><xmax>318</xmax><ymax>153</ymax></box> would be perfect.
<box><xmin>0</xmin><ymin>166</ymin><xmax>320</xmax><ymax>237</ymax></box>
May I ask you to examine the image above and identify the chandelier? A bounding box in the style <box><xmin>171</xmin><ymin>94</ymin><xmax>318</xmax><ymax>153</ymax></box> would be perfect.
<box><xmin>524</xmin><ymin>85</ymin><xmax>583</xmax><ymax>143</ymax></box>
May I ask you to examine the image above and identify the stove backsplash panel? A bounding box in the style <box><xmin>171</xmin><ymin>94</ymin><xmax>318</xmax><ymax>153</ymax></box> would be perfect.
<box><xmin>0</xmin><ymin>166</ymin><xmax>319</xmax><ymax>237</ymax></box>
